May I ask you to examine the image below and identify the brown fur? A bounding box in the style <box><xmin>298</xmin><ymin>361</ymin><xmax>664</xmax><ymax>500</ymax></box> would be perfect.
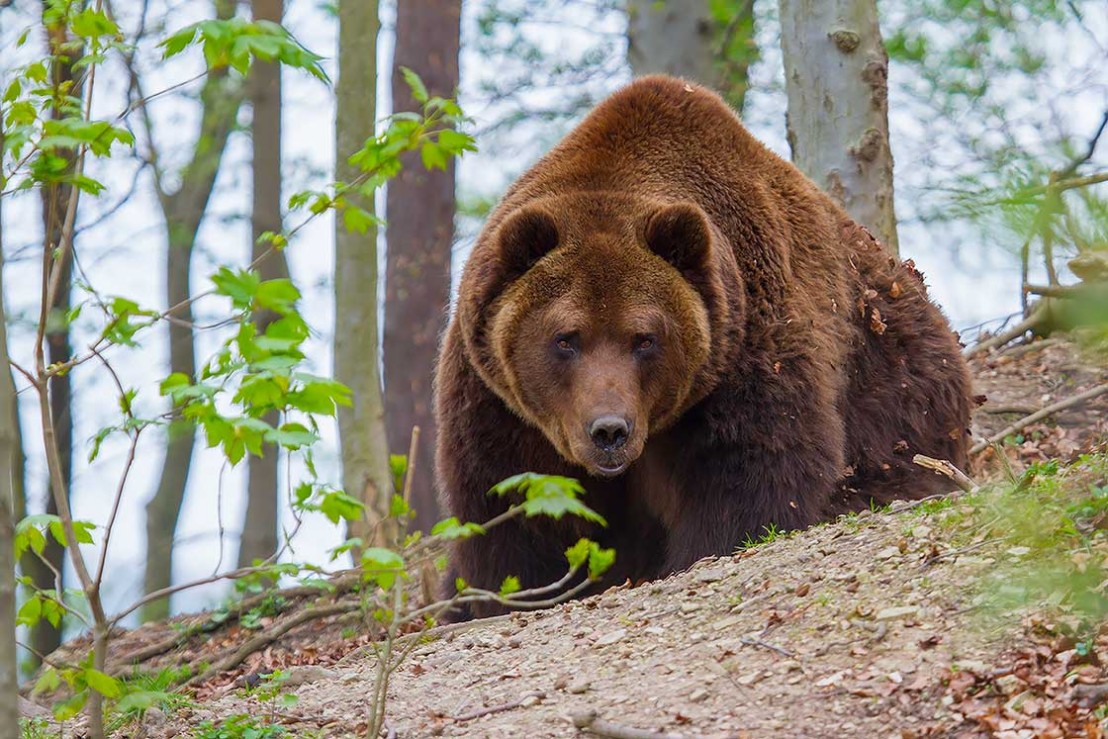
<box><xmin>435</xmin><ymin>76</ymin><xmax>972</xmax><ymax>619</ymax></box>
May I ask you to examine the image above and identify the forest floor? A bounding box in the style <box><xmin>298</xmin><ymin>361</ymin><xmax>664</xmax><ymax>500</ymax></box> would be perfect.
<box><xmin>25</xmin><ymin>334</ymin><xmax>1108</xmax><ymax>739</ymax></box>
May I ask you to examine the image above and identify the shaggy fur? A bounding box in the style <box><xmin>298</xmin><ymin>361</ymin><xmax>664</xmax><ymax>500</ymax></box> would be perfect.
<box><xmin>435</xmin><ymin>76</ymin><xmax>972</xmax><ymax>619</ymax></box>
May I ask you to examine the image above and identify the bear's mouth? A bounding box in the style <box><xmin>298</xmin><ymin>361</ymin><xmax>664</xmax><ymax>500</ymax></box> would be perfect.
<box><xmin>592</xmin><ymin>460</ymin><xmax>629</xmax><ymax>478</ymax></box>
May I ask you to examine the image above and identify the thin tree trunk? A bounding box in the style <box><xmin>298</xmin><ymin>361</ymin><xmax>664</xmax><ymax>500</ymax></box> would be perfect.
<box><xmin>335</xmin><ymin>0</ymin><xmax>395</xmax><ymax>547</ymax></box>
<box><xmin>142</xmin><ymin>0</ymin><xmax>244</xmax><ymax>621</ymax></box>
<box><xmin>779</xmin><ymin>0</ymin><xmax>899</xmax><ymax>253</ymax></box>
<box><xmin>240</xmin><ymin>0</ymin><xmax>287</xmax><ymax>569</ymax></box>
<box><xmin>24</xmin><ymin>3</ymin><xmax>83</xmax><ymax>662</ymax></box>
<box><xmin>627</xmin><ymin>0</ymin><xmax>757</xmax><ymax>112</ymax></box>
<box><xmin>0</xmin><ymin>109</ymin><xmax>20</xmax><ymax>733</ymax></box>
<box><xmin>384</xmin><ymin>0</ymin><xmax>461</xmax><ymax>533</ymax></box>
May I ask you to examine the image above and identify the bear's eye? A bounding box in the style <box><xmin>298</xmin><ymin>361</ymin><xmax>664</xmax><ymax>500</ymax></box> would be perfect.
<box><xmin>553</xmin><ymin>333</ymin><xmax>578</xmax><ymax>356</ymax></box>
<box><xmin>634</xmin><ymin>335</ymin><xmax>657</xmax><ymax>354</ymax></box>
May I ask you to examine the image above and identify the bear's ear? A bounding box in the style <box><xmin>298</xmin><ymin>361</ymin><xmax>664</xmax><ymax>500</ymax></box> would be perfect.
<box><xmin>495</xmin><ymin>205</ymin><xmax>560</xmax><ymax>283</ymax></box>
<box><xmin>644</xmin><ymin>202</ymin><xmax>712</xmax><ymax>274</ymax></box>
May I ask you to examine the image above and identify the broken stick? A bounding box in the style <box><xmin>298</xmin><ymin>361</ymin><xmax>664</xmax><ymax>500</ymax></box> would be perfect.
<box><xmin>912</xmin><ymin>455</ymin><xmax>979</xmax><ymax>493</ymax></box>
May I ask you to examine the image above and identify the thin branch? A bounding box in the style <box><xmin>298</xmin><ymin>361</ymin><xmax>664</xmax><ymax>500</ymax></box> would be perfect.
<box><xmin>571</xmin><ymin>711</ymin><xmax>690</xmax><ymax>739</ymax></box>
<box><xmin>970</xmin><ymin>383</ymin><xmax>1108</xmax><ymax>454</ymax></box>
<box><xmin>964</xmin><ymin>302</ymin><xmax>1048</xmax><ymax>358</ymax></box>
<box><xmin>912</xmin><ymin>455</ymin><xmax>979</xmax><ymax>493</ymax></box>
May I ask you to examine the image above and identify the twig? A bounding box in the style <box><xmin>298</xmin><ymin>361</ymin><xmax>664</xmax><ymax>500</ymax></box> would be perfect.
<box><xmin>185</xmin><ymin>601</ymin><xmax>358</xmax><ymax>687</ymax></box>
<box><xmin>571</xmin><ymin>710</ymin><xmax>692</xmax><ymax>739</ymax></box>
<box><xmin>964</xmin><ymin>303</ymin><xmax>1047</xmax><ymax>358</ymax></box>
<box><xmin>739</xmin><ymin>637</ymin><xmax>794</xmax><ymax>658</ymax></box>
<box><xmin>912</xmin><ymin>455</ymin><xmax>979</xmax><ymax>493</ymax></box>
<box><xmin>1025</xmin><ymin>283</ymin><xmax>1106</xmax><ymax>300</ymax></box>
<box><xmin>970</xmin><ymin>383</ymin><xmax>1108</xmax><ymax>454</ymax></box>
<box><xmin>451</xmin><ymin>691</ymin><xmax>545</xmax><ymax>722</ymax></box>
<box><xmin>920</xmin><ymin>538</ymin><xmax>998</xmax><ymax>568</ymax></box>
<box><xmin>401</xmin><ymin>426</ymin><xmax>421</xmax><ymax>509</ymax></box>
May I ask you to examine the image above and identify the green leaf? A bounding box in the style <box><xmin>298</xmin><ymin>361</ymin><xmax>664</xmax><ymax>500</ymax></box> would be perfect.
<box><xmin>361</xmin><ymin>547</ymin><xmax>406</xmax><ymax>589</ymax></box>
<box><xmin>430</xmin><ymin>516</ymin><xmax>485</xmax><ymax>540</ymax></box>
<box><xmin>490</xmin><ymin>473</ymin><xmax>605</xmax><ymax>526</ymax></box>
<box><xmin>499</xmin><ymin>576</ymin><xmax>521</xmax><ymax>596</ymax></box>
<box><xmin>212</xmin><ymin>267</ymin><xmax>260</xmax><ymax>310</ymax></box>
<box><xmin>564</xmin><ymin>538</ymin><xmax>616</xmax><ymax>580</ymax></box>
<box><xmin>268</xmin><ymin>422</ymin><xmax>318</xmax><ymax>450</ymax></box>
<box><xmin>85</xmin><ymin>669</ymin><xmax>122</xmax><ymax>699</ymax></box>
<box><xmin>160</xmin><ymin>24</ymin><xmax>201</xmax><ymax>59</ymax></box>
<box><xmin>342</xmin><ymin>205</ymin><xmax>378</xmax><ymax>234</ymax></box>
<box><xmin>437</xmin><ymin>128</ymin><xmax>477</xmax><ymax>155</ymax></box>
<box><xmin>255</xmin><ymin>278</ymin><xmax>300</xmax><ymax>313</ymax></box>
<box><xmin>53</xmin><ymin>690</ymin><xmax>88</xmax><ymax>721</ymax></box>
<box><xmin>400</xmin><ymin>67</ymin><xmax>429</xmax><ymax>103</ymax></box>
<box><xmin>420</xmin><ymin>141</ymin><xmax>448</xmax><ymax>171</ymax></box>
<box><xmin>17</xmin><ymin>596</ymin><xmax>42</xmax><ymax>628</ymax></box>
<box><xmin>318</xmin><ymin>490</ymin><xmax>364</xmax><ymax>524</ymax></box>
<box><xmin>70</xmin><ymin>8</ymin><xmax>120</xmax><ymax>39</ymax></box>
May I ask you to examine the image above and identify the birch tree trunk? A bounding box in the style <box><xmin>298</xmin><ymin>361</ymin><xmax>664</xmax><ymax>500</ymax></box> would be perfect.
<box><xmin>627</xmin><ymin>0</ymin><xmax>757</xmax><ymax>111</ymax></box>
<box><xmin>384</xmin><ymin>0</ymin><xmax>461</xmax><ymax>533</ymax></box>
<box><xmin>142</xmin><ymin>0</ymin><xmax>244</xmax><ymax>621</ymax></box>
<box><xmin>335</xmin><ymin>0</ymin><xmax>395</xmax><ymax>547</ymax></box>
<box><xmin>240</xmin><ymin>0</ymin><xmax>288</xmax><ymax>569</ymax></box>
<box><xmin>0</xmin><ymin>123</ymin><xmax>19</xmax><ymax>735</ymax></box>
<box><xmin>779</xmin><ymin>0</ymin><xmax>899</xmax><ymax>254</ymax></box>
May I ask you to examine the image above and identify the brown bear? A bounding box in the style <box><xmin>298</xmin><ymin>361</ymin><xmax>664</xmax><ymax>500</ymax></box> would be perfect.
<box><xmin>435</xmin><ymin>75</ymin><xmax>972</xmax><ymax>619</ymax></box>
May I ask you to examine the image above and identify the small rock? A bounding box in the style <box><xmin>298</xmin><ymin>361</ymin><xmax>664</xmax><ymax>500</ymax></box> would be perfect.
<box><xmin>644</xmin><ymin>626</ymin><xmax>665</xmax><ymax>636</ymax></box>
<box><xmin>876</xmin><ymin>546</ymin><xmax>900</xmax><ymax>560</ymax></box>
<box><xmin>995</xmin><ymin>674</ymin><xmax>1026</xmax><ymax>695</ymax></box>
<box><xmin>553</xmin><ymin>674</ymin><xmax>569</xmax><ymax>690</ymax></box>
<box><xmin>689</xmin><ymin>688</ymin><xmax>710</xmax><ymax>702</ymax></box>
<box><xmin>736</xmin><ymin>671</ymin><xmax>761</xmax><ymax>686</ymax></box>
<box><xmin>795</xmin><ymin>582</ymin><xmax>810</xmax><ymax>597</ymax></box>
<box><xmin>568</xmin><ymin>680</ymin><xmax>591</xmax><ymax>694</ymax></box>
<box><xmin>508</xmin><ymin>637</ymin><xmax>522</xmax><ymax>648</ymax></box>
<box><xmin>875</xmin><ymin>606</ymin><xmax>920</xmax><ymax>621</ymax></box>
<box><xmin>713</xmin><ymin>615</ymin><xmax>743</xmax><ymax>631</ymax></box>
<box><xmin>595</xmin><ymin>628</ymin><xmax>627</xmax><ymax>647</ymax></box>
<box><xmin>816</xmin><ymin>670</ymin><xmax>847</xmax><ymax>688</ymax></box>
<box><xmin>520</xmin><ymin>694</ymin><xmax>541</xmax><ymax>708</ymax></box>
<box><xmin>680</xmin><ymin>602</ymin><xmax>701</xmax><ymax>614</ymax></box>
<box><xmin>696</xmin><ymin>568</ymin><xmax>725</xmax><ymax>583</ymax></box>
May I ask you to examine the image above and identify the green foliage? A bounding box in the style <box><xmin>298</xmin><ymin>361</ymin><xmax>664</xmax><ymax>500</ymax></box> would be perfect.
<box><xmin>291</xmin><ymin>69</ymin><xmax>477</xmax><ymax>236</ymax></box>
<box><xmin>160</xmin><ymin>17</ymin><xmax>327</xmax><ymax>81</ymax></box>
<box><xmin>564</xmin><ymin>538</ymin><xmax>616</xmax><ymax>580</ymax></box>
<box><xmin>490</xmin><ymin>472</ymin><xmax>606</xmax><ymax>525</ymax></box>
<box><xmin>194</xmin><ymin>714</ymin><xmax>289</xmax><ymax>739</ymax></box>
<box><xmin>976</xmin><ymin>453</ymin><xmax>1108</xmax><ymax>640</ymax></box>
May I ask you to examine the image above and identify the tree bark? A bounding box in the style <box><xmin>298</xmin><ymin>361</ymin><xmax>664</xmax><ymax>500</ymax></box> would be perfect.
<box><xmin>0</xmin><ymin>112</ymin><xmax>20</xmax><ymax>734</ymax></box>
<box><xmin>143</xmin><ymin>0</ymin><xmax>244</xmax><ymax>621</ymax></box>
<box><xmin>627</xmin><ymin>0</ymin><xmax>756</xmax><ymax>112</ymax></box>
<box><xmin>384</xmin><ymin>0</ymin><xmax>461</xmax><ymax>533</ymax></box>
<box><xmin>239</xmin><ymin>0</ymin><xmax>287</xmax><ymax>569</ymax></box>
<box><xmin>779</xmin><ymin>0</ymin><xmax>899</xmax><ymax>254</ymax></box>
<box><xmin>335</xmin><ymin>0</ymin><xmax>395</xmax><ymax>547</ymax></box>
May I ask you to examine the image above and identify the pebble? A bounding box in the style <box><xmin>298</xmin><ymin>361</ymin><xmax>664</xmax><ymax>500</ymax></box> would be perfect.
<box><xmin>595</xmin><ymin>628</ymin><xmax>628</xmax><ymax>647</ymax></box>
<box><xmin>875</xmin><ymin>606</ymin><xmax>920</xmax><ymax>621</ymax></box>
<box><xmin>696</xmin><ymin>568</ymin><xmax>725</xmax><ymax>583</ymax></box>
<box><xmin>680</xmin><ymin>602</ymin><xmax>701</xmax><ymax>614</ymax></box>
<box><xmin>568</xmin><ymin>681</ymin><xmax>591</xmax><ymax>694</ymax></box>
<box><xmin>689</xmin><ymin>688</ymin><xmax>710</xmax><ymax>702</ymax></box>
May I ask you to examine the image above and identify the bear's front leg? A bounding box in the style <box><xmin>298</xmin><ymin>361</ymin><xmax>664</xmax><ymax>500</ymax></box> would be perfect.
<box><xmin>660</xmin><ymin>375</ymin><xmax>846</xmax><ymax>574</ymax></box>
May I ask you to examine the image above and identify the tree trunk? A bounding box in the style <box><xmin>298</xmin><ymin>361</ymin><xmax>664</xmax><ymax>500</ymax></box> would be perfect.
<box><xmin>240</xmin><ymin>0</ymin><xmax>288</xmax><ymax>569</ymax></box>
<box><xmin>335</xmin><ymin>0</ymin><xmax>395</xmax><ymax>547</ymax></box>
<box><xmin>778</xmin><ymin>0</ymin><xmax>899</xmax><ymax>254</ymax></box>
<box><xmin>626</xmin><ymin>0</ymin><xmax>756</xmax><ymax>112</ymax></box>
<box><xmin>24</xmin><ymin>3</ymin><xmax>82</xmax><ymax>663</ymax></box>
<box><xmin>0</xmin><ymin>116</ymin><xmax>20</xmax><ymax>734</ymax></box>
<box><xmin>384</xmin><ymin>0</ymin><xmax>461</xmax><ymax>533</ymax></box>
<box><xmin>142</xmin><ymin>0</ymin><xmax>244</xmax><ymax>621</ymax></box>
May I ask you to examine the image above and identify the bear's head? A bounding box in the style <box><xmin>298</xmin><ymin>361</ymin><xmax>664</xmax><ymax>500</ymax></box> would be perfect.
<box><xmin>457</xmin><ymin>193</ymin><xmax>742</xmax><ymax>478</ymax></box>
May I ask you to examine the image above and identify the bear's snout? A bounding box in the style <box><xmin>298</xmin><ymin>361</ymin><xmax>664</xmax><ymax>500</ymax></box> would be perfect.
<box><xmin>589</xmin><ymin>415</ymin><xmax>631</xmax><ymax>452</ymax></box>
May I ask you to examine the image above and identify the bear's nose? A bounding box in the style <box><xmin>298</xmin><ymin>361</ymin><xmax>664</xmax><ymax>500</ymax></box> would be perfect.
<box><xmin>589</xmin><ymin>415</ymin><xmax>630</xmax><ymax>451</ymax></box>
